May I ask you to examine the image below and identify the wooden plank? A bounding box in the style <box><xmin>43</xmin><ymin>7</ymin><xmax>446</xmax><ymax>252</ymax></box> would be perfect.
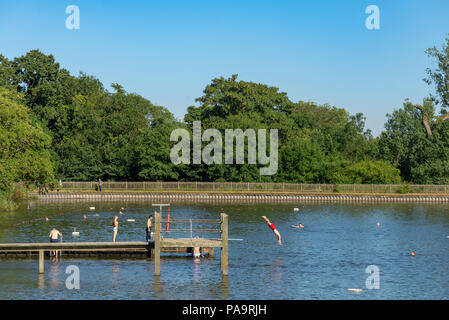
<box><xmin>39</xmin><ymin>250</ymin><xmax>44</xmax><ymax>273</ymax></box>
<box><xmin>0</xmin><ymin>240</ymin><xmax>222</xmax><ymax>252</ymax></box>
<box><xmin>160</xmin><ymin>238</ymin><xmax>222</xmax><ymax>248</ymax></box>
<box><xmin>221</xmin><ymin>213</ymin><xmax>228</xmax><ymax>275</ymax></box>
<box><xmin>154</xmin><ymin>212</ymin><xmax>161</xmax><ymax>276</ymax></box>
<box><xmin>0</xmin><ymin>242</ymin><xmax>151</xmax><ymax>252</ymax></box>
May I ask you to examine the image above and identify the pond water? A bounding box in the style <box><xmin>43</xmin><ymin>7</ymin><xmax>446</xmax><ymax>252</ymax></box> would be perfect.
<box><xmin>0</xmin><ymin>200</ymin><xmax>448</xmax><ymax>299</ymax></box>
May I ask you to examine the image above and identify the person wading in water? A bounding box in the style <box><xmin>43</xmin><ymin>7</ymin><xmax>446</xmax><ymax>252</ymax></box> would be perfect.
<box><xmin>112</xmin><ymin>216</ymin><xmax>119</xmax><ymax>242</ymax></box>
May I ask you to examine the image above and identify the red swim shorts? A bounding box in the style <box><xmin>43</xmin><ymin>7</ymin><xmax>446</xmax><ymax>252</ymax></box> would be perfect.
<box><xmin>269</xmin><ymin>223</ymin><xmax>276</xmax><ymax>231</ymax></box>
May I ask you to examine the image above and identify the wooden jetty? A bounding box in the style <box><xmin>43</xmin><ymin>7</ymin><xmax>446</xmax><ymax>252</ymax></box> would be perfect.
<box><xmin>0</xmin><ymin>212</ymin><xmax>229</xmax><ymax>276</ymax></box>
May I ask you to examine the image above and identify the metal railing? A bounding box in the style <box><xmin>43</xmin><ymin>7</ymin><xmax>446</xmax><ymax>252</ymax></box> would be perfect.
<box><xmin>56</xmin><ymin>181</ymin><xmax>449</xmax><ymax>194</ymax></box>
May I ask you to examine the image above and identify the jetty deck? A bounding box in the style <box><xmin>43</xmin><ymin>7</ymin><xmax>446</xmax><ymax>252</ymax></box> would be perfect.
<box><xmin>0</xmin><ymin>212</ymin><xmax>229</xmax><ymax>276</ymax></box>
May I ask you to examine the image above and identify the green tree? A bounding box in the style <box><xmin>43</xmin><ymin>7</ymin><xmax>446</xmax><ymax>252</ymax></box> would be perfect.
<box><xmin>0</xmin><ymin>88</ymin><xmax>55</xmax><ymax>209</ymax></box>
<box><xmin>425</xmin><ymin>34</ymin><xmax>449</xmax><ymax>110</ymax></box>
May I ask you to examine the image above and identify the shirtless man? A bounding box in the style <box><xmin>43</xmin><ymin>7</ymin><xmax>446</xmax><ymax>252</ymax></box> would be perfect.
<box><xmin>49</xmin><ymin>227</ymin><xmax>62</xmax><ymax>257</ymax></box>
<box><xmin>262</xmin><ymin>216</ymin><xmax>282</xmax><ymax>246</ymax></box>
<box><xmin>193</xmin><ymin>246</ymin><xmax>201</xmax><ymax>258</ymax></box>
<box><xmin>112</xmin><ymin>216</ymin><xmax>119</xmax><ymax>242</ymax></box>
<box><xmin>146</xmin><ymin>215</ymin><xmax>153</xmax><ymax>242</ymax></box>
<box><xmin>291</xmin><ymin>223</ymin><xmax>304</xmax><ymax>229</ymax></box>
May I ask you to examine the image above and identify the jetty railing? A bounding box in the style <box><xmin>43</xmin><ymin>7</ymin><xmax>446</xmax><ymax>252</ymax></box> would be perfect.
<box><xmin>153</xmin><ymin>212</ymin><xmax>228</xmax><ymax>276</ymax></box>
<box><xmin>55</xmin><ymin>181</ymin><xmax>449</xmax><ymax>194</ymax></box>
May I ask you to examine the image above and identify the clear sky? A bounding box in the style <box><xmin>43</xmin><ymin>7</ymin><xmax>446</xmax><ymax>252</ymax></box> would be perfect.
<box><xmin>1</xmin><ymin>0</ymin><xmax>448</xmax><ymax>136</ymax></box>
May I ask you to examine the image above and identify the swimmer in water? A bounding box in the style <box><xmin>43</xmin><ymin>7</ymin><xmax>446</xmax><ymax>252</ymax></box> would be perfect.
<box><xmin>411</xmin><ymin>251</ymin><xmax>416</xmax><ymax>256</ymax></box>
<box><xmin>261</xmin><ymin>216</ymin><xmax>282</xmax><ymax>246</ymax></box>
<box><xmin>291</xmin><ymin>223</ymin><xmax>304</xmax><ymax>229</ymax></box>
<box><xmin>377</xmin><ymin>222</ymin><xmax>381</xmax><ymax>227</ymax></box>
<box><xmin>112</xmin><ymin>216</ymin><xmax>119</xmax><ymax>242</ymax></box>
<box><xmin>193</xmin><ymin>246</ymin><xmax>201</xmax><ymax>258</ymax></box>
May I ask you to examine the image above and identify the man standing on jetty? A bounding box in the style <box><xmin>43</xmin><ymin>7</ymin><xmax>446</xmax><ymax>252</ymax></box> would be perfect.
<box><xmin>49</xmin><ymin>227</ymin><xmax>63</xmax><ymax>258</ymax></box>
<box><xmin>262</xmin><ymin>216</ymin><xmax>282</xmax><ymax>246</ymax></box>
<box><xmin>146</xmin><ymin>215</ymin><xmax>153</xmax><ymax>241</ymax></box>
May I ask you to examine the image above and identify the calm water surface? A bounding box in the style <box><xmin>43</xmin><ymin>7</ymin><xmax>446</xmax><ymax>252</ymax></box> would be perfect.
<box><xmin>0</xmin><ymin>200</ymin><xmax>448</xmax><ymax>299</ymax></box>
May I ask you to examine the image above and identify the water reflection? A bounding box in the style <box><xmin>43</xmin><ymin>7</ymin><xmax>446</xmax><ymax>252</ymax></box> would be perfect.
<box><xmin>48</xmin><ymin>260</ymin><xmax>61</xmax><ymax>289</ymax></box>
<box><xmin>152</xmin><ymin>275</ymin><xmax>164</xmax><ymax>299</ymax></box>
<box><xmin>220</xmin><ymin>275</ymin><xmax>229</xmax><ymax>300</ymax></box>
<box><xmin>38</xmin><ymin>273</ymin><xmax>45</xmax><ymax>289</ymax></box>
<box><xmin>193</xmin><ymin>258</ymin><xmax>201</xmax><ymax>282</ymax></box>
<box><xmin>112</xmin><ymin>263</ymin><xmax>120</xmax><ymax>281</ymax></box>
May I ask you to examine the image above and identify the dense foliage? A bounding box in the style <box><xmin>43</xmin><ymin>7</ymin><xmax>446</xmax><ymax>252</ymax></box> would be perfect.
<box><xmin>0</xmin><ymin>88</ymin><xmax>54</xmax><ymax>209</ymax></box>
<box><xmin>1</xmin><ymin>34</ymin><xmax>449</xmax><ymax>206</ymax></box>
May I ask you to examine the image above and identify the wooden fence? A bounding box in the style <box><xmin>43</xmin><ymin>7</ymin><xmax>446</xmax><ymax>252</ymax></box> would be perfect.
<box><xmin>56</xmin><ymin>181</ymin><xmax>449</xmax><ymax>194</ymax></box>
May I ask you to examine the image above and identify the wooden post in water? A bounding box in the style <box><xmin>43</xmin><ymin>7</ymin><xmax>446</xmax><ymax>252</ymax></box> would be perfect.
<box><xmin>220</xmin><ymin>213</ymin><xmax>228</xmax><ymax>276</ymax></box>
<box><xmin>39</xmin><ymin>250</ymin><xmax>44</xmax><ymax>273</ymax></box>
<box><xmin>154</xmin><ymin>212</ymin><xmax>161</xmax><ymax>276</ymax></box>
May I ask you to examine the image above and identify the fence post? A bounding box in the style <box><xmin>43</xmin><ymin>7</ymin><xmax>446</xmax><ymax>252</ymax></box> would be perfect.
<box><xmin>154</xmin><ymin>212</ymin><xmax>161</xmax><ymax>276</ymax></box>
<box><xmin>220</xmin><ymin>213</ymin><xmax>228</xmax><ymax>276</ymax></box>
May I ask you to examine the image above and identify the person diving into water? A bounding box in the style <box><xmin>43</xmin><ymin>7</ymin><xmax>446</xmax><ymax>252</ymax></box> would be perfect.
<box><xmin>261</xmin><ymin>216</ymin><xmax>282</xmax><ymax>246</ymax></box>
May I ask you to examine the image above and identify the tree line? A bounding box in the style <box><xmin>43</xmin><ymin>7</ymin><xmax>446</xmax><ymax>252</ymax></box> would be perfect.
<box><xmin>0</xmin><ymin>35</ymin><xmax>448</xmax><ymax>208</ymax></box>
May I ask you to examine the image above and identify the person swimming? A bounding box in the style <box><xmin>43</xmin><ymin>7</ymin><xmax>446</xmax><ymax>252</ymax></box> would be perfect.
<box><xmin>291</xmin><ymin>223</ymin><xmax>304</xmax><ymax>229</ymax></box>
<box><xmin>261</xmin><ymin>216</ymin><xmax>282</xmax><ymax>246</ymax></box>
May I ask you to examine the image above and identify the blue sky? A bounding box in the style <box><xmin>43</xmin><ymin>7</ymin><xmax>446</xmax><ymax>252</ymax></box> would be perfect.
<box><xmin>1</xmin><ymin>0</ymin><xmax>448</xmax><ymax>136</ymax></box>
